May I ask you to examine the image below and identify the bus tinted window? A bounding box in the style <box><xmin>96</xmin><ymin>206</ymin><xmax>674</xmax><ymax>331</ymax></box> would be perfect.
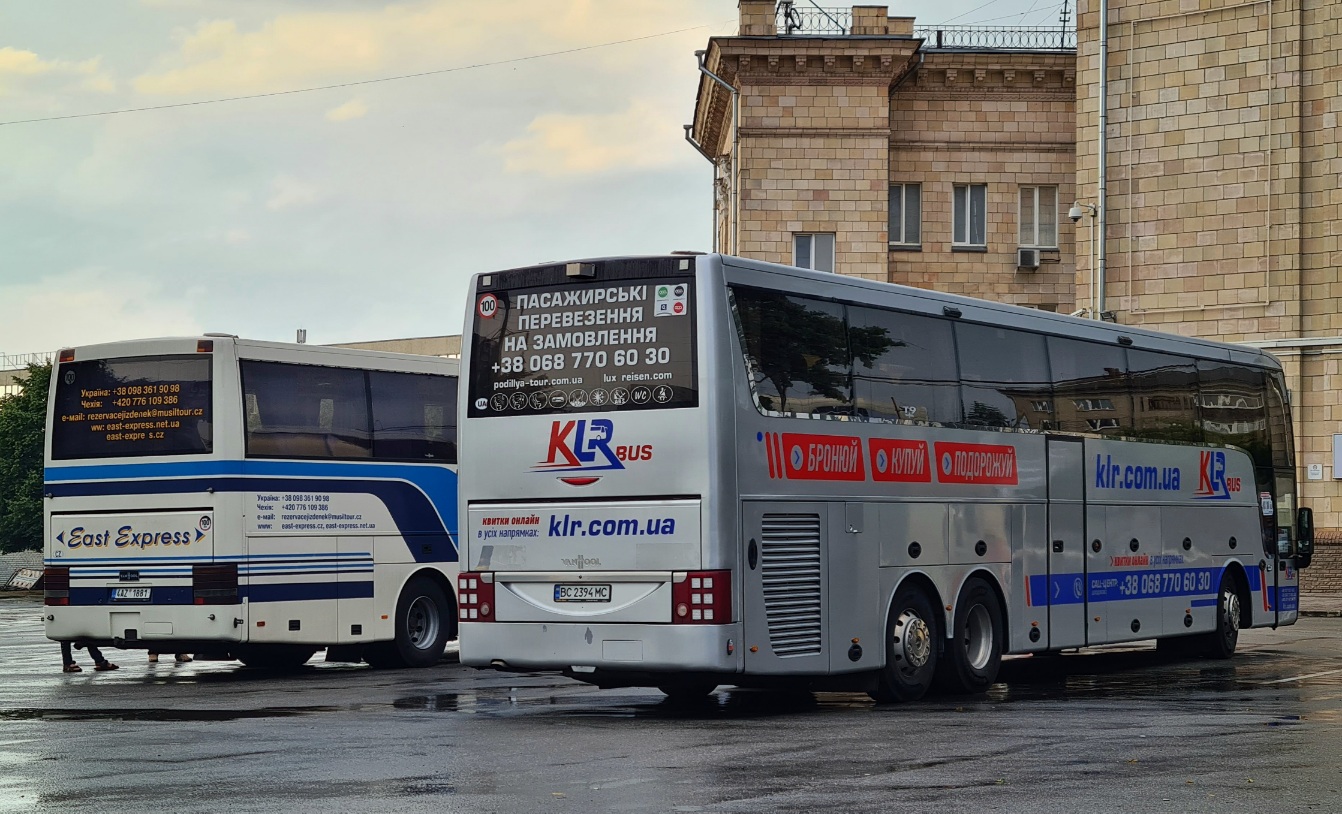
<box><xmin>370</xmin><ymin>371</ymin><xmax>458</xmax><ymax>463</ymax></box>
<box><xmin>955</xmin><ymin>323</ymin><xmax>1050</xmax><ymax>428</ymax></box>
<box><xmin>734</xmin><ymin>288</ymin><xmax>853</xmax><ymax>417</ymax></box>
<box><xmin>1267</xmin><ymin>372</ymin><xmax>1294</xmax><ymax>470</ymax></box>
<box><xmin>243</xmin><ymin>362</ymin><xmax>371</xmax><ymax>459</ymax></box>
<box><xmin>1126</xmin><ymin>350</ymin><xmax>1200</xmax><ymax>441</ymax></box>
<box><xmin>849</xmin><ymin>306</ymin><xmax>959</xmax><ymax>424</ymax></box>
<box><xmin>1048</xmin><ymin>338</ymin><xmax>1128</xmax><ymax>433</ymax></box>
<box><xmin>1198</xmin><ymin>361</ymin><xmax>1270</xmax><ymax>469</ymax></box>
<box><xmin>468</xmin><ymin>270</ymin><xmax>697</xmax><ymax>417</ymax></box>
<box><xmin>50</xmin><ymin>356</ymin><xmax>212</xmax><ymax>460</ymax></box>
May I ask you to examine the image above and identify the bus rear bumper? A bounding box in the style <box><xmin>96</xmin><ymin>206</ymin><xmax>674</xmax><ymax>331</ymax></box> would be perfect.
<box><xmin>45</xmin><ymin>605</ymin><xmax>244</xmax><ymax>648</ymax></box>
<box><xmin>460</xmin><ymin>621</ymin><xmax>742</xmax><ymax>674</ymax></box>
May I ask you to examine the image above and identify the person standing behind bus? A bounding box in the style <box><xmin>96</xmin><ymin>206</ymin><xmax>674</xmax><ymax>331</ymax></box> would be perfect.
<box><xmin>147</xmin><ymin>651</ymin><xmax>193</xmax><ymax>664</ymax></box>
<box><xmin>60</xmin><ymin>642</ymin><xmax>118</xmax><ymax>673</ymax></box>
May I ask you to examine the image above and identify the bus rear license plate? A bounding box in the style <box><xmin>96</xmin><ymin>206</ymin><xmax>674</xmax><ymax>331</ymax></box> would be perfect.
<box><xmin>554</xmin><ymin>584</ymin><xmax>612</xmax><ymax>603</ymax></box>
<box><xmin>112</xmin><ymin>587</ymin><xmax>151</xmax><ymax>601</ymax></box>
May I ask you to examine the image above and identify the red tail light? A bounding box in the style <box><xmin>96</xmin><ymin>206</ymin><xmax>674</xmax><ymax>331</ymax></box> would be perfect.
<box><xmin>671</xmin><ymin>570</ymin><xmax>731</xmax><ymax>624</ymax></box>
<box><xmin>458</xmin><ymin>572</ymin><xmax>495</xmax><ymax>621</ymax></box>
<box><xmin>192</xmin><ymin>563</ymin><xmax>238</xmax><ymax>605</ymax></box>
<box><xmin>44</xmin><ymin>566</ymin><xmax>70</xmax><ymax>606</ymax></box>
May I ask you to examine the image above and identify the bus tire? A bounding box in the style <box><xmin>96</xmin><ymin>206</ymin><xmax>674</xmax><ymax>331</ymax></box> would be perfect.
<box><xmin>934</xmin><ymin>577</ymin><xmax>1003</xmax><ymax>695</ymax></box>
<box><xmin>234</xmin><ymin>645</ymin><xmax>317</xmax><ymax>671</ymax></box>
<box><xmin>368</xmin><ymin>575</ymin><xmax>453</xmax><ymax>669</ymax></box>
<box><xmin>1199</xmin><ymin>573</ymin><xmax>1243</xmax><ymax>660</ymax></box>
<box><xmin>870</xmin><ymin>583</ymin><xmax>940</xmax><ymax>703</ymax></box>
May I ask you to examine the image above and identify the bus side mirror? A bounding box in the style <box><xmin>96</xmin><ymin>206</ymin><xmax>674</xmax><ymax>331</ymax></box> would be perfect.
<box><xmin>1296</xmin><ymin>507</ymin><xmax>1314</xmax><ymax>569</ymax></box>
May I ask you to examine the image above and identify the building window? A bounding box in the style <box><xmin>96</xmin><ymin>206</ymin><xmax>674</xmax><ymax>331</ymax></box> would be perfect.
<box><xmin>889</xmin><ymin>184</ymin><xmax>921</xmax><ymax>247</ymax></box>
<box><xmin>793</xmin><ymin>233</ymin><xmax>835</xmax><ymax>272</ymax></box>
<box><xmin>1019</xmin><ymin>185</ymin><xmax>1058</xmax><ymax>248</ymax></box>
<box><xmin>952</xmin><ymin>184</ymin><xmax>987</xmax><ymax>248</ymax></box>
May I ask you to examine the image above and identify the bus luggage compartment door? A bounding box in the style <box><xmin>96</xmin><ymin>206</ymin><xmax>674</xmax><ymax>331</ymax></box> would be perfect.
<box><xmin>1046</xmin><ymin>439</ymin><xmax>1087</xmax><ymax>649</ymax></box>
<box><xmin>741</xmin><ymin>502</ymin><xmax>829</xmax><ymax>675</ymax></box>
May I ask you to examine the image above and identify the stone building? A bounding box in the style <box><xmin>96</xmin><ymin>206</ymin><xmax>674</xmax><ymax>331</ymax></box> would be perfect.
<box><xmin>1075</xmin><ymin>0</ymin><xmax>1342</xmax><ymax>584</ymax></box>
<box><xmin>689</xmin><ymin>0</ymin><xmax>1079</xmax><ymax>310</ymax></box>
<box><xmin>690</xmin><ymin>0</ymin><xmax>1341</xmax><ymax>584</ymax></box>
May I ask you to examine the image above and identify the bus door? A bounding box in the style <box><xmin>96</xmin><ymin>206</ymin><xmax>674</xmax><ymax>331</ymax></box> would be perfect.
<box><xmin>741</xmin><ymin>502</ymin><xmax>830</xmax><ymax>675</ymax></box>
<box><xmin>1046</xmin><ymin>437</ymin><xmax>1087</xmax><ymax>649</ymax></box>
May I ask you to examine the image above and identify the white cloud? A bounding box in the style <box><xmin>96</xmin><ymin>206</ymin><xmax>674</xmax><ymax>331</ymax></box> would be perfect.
<box><xmin>0</xmin><ymin>47</ymin><xmax>113</xmax><ymax>95</ymax></box>
<box><xmin>500</xmin><ymin>99</ymin><xmax>691</xmax><ymax>178</ymax></box>
<box><xmin>325</xmin><ymin>98</ymin><xmax>367</xmax><ymax>122</ymax></box>
<box><xmin>0</xmin><ymin>270</ymin><xmax>203</xmax><ymax>353</ymax></box>
<box><xmin>132</xmin><ymin>1</ymin><xmax>720</xmax><ymax>97</ymax></box>
<box><xmin>265</xmin><ymin>175</ymin><xmax>321</xmax><ymax>211</ymax></box>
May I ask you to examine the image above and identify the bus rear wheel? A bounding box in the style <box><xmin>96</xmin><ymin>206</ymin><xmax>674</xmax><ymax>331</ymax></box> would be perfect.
<box><xmin>1199</xmin><ymin>574</ymin><xmax>1243</xmax><ymax>660</ymax></box>
<box><xmin>233</xmin><ymin>644</ymin><xmax>317</xmax><ymax>671</ymax></box>
<box><xmin>870</xmin><ymin>583</ymin><xmax>939</xmax><ymax>703</ymax></box>
<box><xmin>367</xmin><ymin>575</ymin><xmax>454</xmax><ymax>669</ymax></box>
<box><xmin>934</xmin><ymin>577</ymin><xmax>1003</xmax><ymax>695</ymax></box>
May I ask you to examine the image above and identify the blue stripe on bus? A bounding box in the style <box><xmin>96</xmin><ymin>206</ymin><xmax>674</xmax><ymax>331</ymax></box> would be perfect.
<box><xmin>1028</xmin><ymin>564</ymin><xmax>1275</xmax><ymax>608</ymax></box>
<box><xmin>45</xmin><ymin>460</ymin><xmax>458</xmax><ymax>562</ymax></box>
<box><xmin>49</xmin><ymin>552</ymin><xmax>375</xmax><ymax>565</ymax></box>
<box><xmin>1189</xmin><ymin>598</ymin><xmax>1218</xmax><ymax>607</ymax></box>
<box><xmin>70</xmin><ymin>580</ymin><xmax>375</xmax><ymax>606</ymax></box>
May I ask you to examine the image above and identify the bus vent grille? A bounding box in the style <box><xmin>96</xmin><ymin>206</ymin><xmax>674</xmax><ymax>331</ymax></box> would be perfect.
<box><xmin>760</xmin><ymin>513</ymin><xmax>823</xmax><ymax>657</ymax></box>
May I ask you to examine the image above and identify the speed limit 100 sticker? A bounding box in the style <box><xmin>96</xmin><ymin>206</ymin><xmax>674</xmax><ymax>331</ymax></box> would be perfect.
<box><xmin>477</xmin><ymin>293</ymin><xmax>499</xmax><ymax>319</ymax></box>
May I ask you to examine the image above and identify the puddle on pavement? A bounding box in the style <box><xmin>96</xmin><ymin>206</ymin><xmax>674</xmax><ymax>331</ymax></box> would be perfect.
<box><xmin>0</xmin><ymin>706</ymin><xmax>337</xmax><ymax>722</ymax></box>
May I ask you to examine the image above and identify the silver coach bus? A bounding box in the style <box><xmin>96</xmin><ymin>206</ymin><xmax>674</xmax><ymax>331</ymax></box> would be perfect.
<box><xmin>458</xmin><ymin>254</ymin><xmax>1314</xmax><ymax>701</ymax></box>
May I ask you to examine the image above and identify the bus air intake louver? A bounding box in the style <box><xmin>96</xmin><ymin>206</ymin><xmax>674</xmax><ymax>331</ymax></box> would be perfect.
<box><xmin>760</xmin><ymin>513</ymin><xmax>823</xmax><ymax>657</ymax></box>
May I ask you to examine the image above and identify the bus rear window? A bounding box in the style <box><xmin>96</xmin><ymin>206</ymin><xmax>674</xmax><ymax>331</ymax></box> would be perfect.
<box><xmin>51</xmin><ymin>355</ymin><xmax>213</xmax><ymax>460</ymax></box>
<box><xmin>468</xmin><ymin>260</ymin><xmax>697</xmax><ymax>417</ymax></box>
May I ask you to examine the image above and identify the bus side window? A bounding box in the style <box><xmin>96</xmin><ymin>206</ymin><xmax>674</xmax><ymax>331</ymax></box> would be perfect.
<box><xmin>849</xmin><ymin>306</ymin><xmax>959</xmax><ymax>425</ymax></box>
<box><xmin>732</xmin><ymin>287</ymin><xmax>853</xmax><ymax>417</ymax></box>
<box><xmin>370</xmin><ymin>371</ymin><xmax>458</xmax><ymax>463</ymax></box>
<box><xmin>1198</xmin><ymin>361</ymin><xmax>1269</xmax><ymax>470</ymax></box>
<box><xmin>955</xmin><ymin>323</ymin><xmax>1050</xmax><ymax>429</ymax></box>
<box><xmin>1047</xmin><ymin>337</ymin><xmax>1128</xmax><ymax>434</ymax></box>
<box><xmin>1126</xmin><ymin>350</ymin><xmax>1199</xmax><ymax>442</ymax></box>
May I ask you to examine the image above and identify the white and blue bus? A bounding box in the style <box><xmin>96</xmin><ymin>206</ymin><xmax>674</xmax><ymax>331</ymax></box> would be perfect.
<box><xmin>458</xmin><ymin>254</ymin><xmax>1314</xmax><ymax>701</ymax></box>
<box><xmin>44</xmin><ymin>336</ymin><xmax>460</xmax><ymax>669</ymax></box>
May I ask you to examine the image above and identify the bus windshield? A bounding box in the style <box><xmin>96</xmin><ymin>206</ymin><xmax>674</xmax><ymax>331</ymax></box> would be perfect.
<box><xmin>467</xmin><ymin>258</ymin><xmax>697</xmax><ymax>418</ymax></box>
<box><xmin>50</xmin><ymin>355</ymin><xmax>213</xmax><ymax>460</ymax></box>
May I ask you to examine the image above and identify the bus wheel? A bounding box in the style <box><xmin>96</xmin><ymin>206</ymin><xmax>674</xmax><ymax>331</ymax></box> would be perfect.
<box><xmin>234</xmin><ymin>645</ymin><xmax>316</xmax><ymax>671</ymax></box>
<box><xmin>657</xmin><ymin>683</ymin><xmax>719</xmax><ymax>702</ymax></box>
<box><xmin>368</xmin><ymin>575</ymin><xmax>453</xmax><ymax>669</ymax></box>
<box><xmin>935</xmin><ymin>577</ymin><xmax>1003</xmax><ymax>695</ymax></box>
<box><xmin>870</xmin><ymin>583</ymin><xmax>939</xmax><ymax>703</ymax></box>
<box><xmin>1200</xmin><ymin>574</ymin><xmax>1243</xmax><ymax>660</ymax></box>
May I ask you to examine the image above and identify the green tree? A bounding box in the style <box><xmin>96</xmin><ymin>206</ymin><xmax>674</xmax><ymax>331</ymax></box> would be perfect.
<box><xmin>0</xmin><ymin>362</ymin><xmax>50</xmax><ymax>552</ymax></box>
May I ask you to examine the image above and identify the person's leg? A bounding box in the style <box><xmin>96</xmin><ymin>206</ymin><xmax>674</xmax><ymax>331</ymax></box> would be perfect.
<box><xmin>175</xmin><ymin>654</ymin><xmax>193</xmax><ymax>663</ymax></box>
<box><xmin>148</xmin><ymin>651</ymin><xmax>159</xmax><ymax>663</ymax></box>
<box><xmin>87</xmin><ymin>645</ymin><xmax>118</xmax><ymax>671</ymax></box>
<box><xmin>61</xmin><ymin>641</ymin><xmax>78</xmax><ymax>670</ymax></box>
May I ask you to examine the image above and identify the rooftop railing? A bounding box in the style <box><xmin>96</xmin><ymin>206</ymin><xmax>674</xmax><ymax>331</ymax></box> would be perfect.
<box><xmin>774</xmin><ymin>4</ymin><xmax>1077</xmax><ymax>50</ymax></box>
<box><xmin>776</xmin><ymin>3</ymin><xmax>851</xmax><ymax>35</ymax></box>
<box><xmin>915</xmin><ymin>25</ymin><xmax>1077</xmax><ymax>50</ymax></box>
<box><xmin>0</xmin><ymin>351</ymin><xmax>53</xmax><ymax>371</ymax></box>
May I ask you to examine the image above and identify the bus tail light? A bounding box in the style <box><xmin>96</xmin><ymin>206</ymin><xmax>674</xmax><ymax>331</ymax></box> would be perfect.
<box><xmin>672</xmin><ymin>570</ymin><xmax>731</xmax><ymax>624</ymax></box>
<box><xmin>192</xmin><ymin>563</ymin><xmax>238</xmax><ymax>605</ymax></box>
<box><xmin>458</xmin><ymin>572</ymin><xmax>495</xmax><ymax>621</ymax></box>
<box><xmin>44</xmin><ymin>566</ymin><xmax>70</xmax><ymax>606</ymax></box>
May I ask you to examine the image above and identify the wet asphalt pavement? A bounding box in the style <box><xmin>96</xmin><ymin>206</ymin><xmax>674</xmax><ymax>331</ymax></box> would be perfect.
<box><xmin>3</xmin><ymin>593</ymin><xmax>1341</xmax><ymax>813</ymax></box>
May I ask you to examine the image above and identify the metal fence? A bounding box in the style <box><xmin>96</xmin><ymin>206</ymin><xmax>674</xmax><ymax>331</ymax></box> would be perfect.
<box><xmin>772</xmin><ymin>3</ymin><xmax>1077</xmax><ymax>50</ymax></box>
<box><xmin>776</xmin><ymin>3</ymin><xmax>851</xmax><ymax>35</ymax></box>
<box><xmin>914</xmin><ymin>26</ymin><xmax>1077</xmax><ymax>50</ymax></box>
<box><xmin>0</xmin><ymin>351</ymin><xmax>53</xmax><ymax>371</ymax></box>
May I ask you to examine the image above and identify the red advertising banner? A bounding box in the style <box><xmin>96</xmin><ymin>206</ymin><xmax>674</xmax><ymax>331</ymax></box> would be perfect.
<box><xmin>868</xmin><ymin>439</ymin><xmax>933</xmax><ymax>483</ymax></box>
<box><xmin>768</xmin><ymin>432</ymin><xmax>866</xmax><ymax>481</ymax></box>
<box><xmin>933</xmin><ymin>442</ymin><xmax>1019</xmax><ymax>485</ymax></box>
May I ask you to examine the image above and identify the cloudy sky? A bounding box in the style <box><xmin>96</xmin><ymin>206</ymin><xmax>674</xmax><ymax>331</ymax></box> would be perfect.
<box><xmin>1</xmin><ymin>0</ymin><xmax>1059</xmax><ymax>356</ymax></box>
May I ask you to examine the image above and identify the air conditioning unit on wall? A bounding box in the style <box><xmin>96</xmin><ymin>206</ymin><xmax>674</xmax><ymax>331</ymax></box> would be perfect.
<box><xmin>1017</xmin><ymin>247</ymin><xmax>1040</xmax><ymax>271</ymax></box>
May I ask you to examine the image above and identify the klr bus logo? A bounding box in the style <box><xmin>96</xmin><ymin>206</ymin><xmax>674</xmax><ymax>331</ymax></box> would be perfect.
<box><xmin>534</xmin><ymin>419</ymin><xmax>653</xmax><ymax>482</ymax></box>
<box><xmin>1195</xmin><ymin>450</ymin><xmax>1240</xmax><ymax>500</ymax></box>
